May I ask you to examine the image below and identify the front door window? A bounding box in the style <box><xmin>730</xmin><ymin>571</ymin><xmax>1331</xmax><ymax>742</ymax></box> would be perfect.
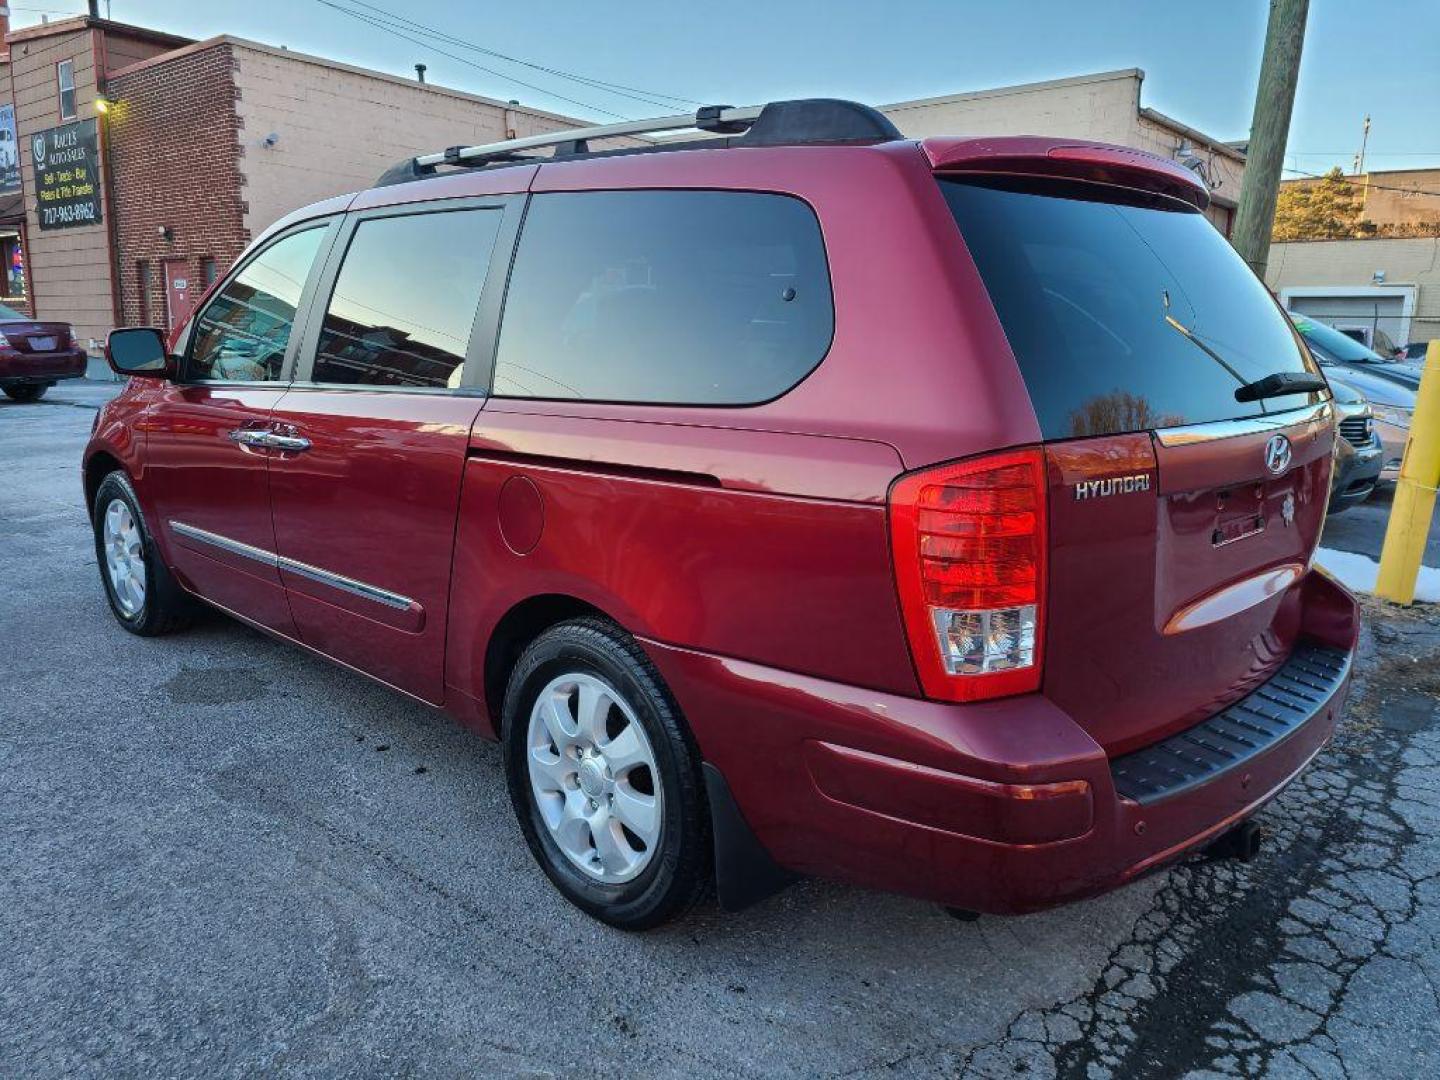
<box><xmin>189</xmin><ymin>228</ymin><xmax>325</xmax><ymax>382</ymax></box>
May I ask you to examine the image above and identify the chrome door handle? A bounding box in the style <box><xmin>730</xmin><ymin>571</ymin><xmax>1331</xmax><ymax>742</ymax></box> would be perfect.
<box><xmin>228</xmin><ymin>428</ymin><xmax>272</xmax><ymax>448</ymax></box>
<box><xmin>265</xmin><ymin>433</ymin><xmax>311</xmax><ymax>452</ymax></box>
<box><xmin>227</xmin><ymin>428</ymin><xmax>311</xmax><ymax>452</ymax></box>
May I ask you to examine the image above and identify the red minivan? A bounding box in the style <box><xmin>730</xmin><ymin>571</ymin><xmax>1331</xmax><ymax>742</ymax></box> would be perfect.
<box><xmin>85</xmin><ymin>100</ymin><xmax>1357</xmax><ymax>929</ymax></box>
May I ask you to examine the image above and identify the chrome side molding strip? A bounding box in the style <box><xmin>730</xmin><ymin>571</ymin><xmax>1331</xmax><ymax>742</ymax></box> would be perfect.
<box><xmin>1154</xmin><ymin>401</ymin><xmax>1333</xmax><ymax>447</ymax></box>
<box><xmin>168</xmin><ymin>520</ymin><xmax>415</xmax><ymax>612</ymax></box>
<box><xmin>278</xmin><ymin>556</ymin><xmax>415</xmax><ymax>611</ymax></box>
<box><xmin>169</xmin><ymin>520</ymin><xmax>278</xmax><ymax>567</ymax></box>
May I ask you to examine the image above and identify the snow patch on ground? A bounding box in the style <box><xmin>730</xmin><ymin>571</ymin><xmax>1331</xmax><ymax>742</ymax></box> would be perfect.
<box><xmin>1314</xmin><ymin>547</ymin><xmax>1440</xmax><ymax>603</ymax></box>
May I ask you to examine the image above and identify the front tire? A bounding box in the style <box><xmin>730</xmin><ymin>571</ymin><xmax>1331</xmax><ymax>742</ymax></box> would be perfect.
<box><xmin>502</xmin><ymin>617</ymin><xmax>711</xmax><ymax>930</ymax></box>
<box><xmin>3</xmin><ymin>382</ymin><xmax>47</xmax><ymax>402</ymax></box>
<box><xmin>92</xmin><ymin>471</ymin><xmax>194</xmax><ymax>636</ymax></box>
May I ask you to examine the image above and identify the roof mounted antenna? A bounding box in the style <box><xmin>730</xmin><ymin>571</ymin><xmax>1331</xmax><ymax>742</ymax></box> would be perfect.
<box><xmin>375</xmin><ymin>99</ymin><xmax>902</xmax><ymax>187</ymax></box>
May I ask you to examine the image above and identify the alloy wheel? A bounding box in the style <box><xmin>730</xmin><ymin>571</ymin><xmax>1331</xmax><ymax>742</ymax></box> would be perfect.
<box><xmin>525</xmin><ymin>672</ymin><xmax>663</xmax><ymax>883</ymax></box>
<box><xmin>102</xmin><ymin>498</ymin><xmax>146</xmax><ymax>617</ymax></box>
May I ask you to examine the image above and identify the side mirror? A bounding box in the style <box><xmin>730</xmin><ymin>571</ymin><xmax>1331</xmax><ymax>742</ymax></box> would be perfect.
<box><xmin>105</xmin><ymin>327</ymin><xmax>172</xmax><ymax>378</ymax></box>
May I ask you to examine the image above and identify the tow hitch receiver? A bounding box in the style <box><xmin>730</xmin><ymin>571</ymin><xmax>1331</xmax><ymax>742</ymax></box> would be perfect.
<box><xmin>1205</xmin><ymin>819</ymin><xmax>1264</xmax><ymax>862</ymax></box>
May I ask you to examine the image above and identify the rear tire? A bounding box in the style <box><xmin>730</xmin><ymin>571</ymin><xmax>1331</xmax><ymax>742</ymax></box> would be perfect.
<box><xmin>92</xmin><ymin>471</ymin><xmax>194</xmax><ymax>636</ymax></box>
<box><xmin>3</xmin><ymin>383</ymin><xmax>47</xmax><ymax>402</ymax></box>
<box><xmin>502</xmin><ymin>617</ymin><xmax>712</xmax><ymax>930</ymax></box>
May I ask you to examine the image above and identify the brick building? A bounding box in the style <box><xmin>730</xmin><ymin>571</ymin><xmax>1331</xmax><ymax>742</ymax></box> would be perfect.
<box><xmin>1</xmin><ymin>10</ymin><xmax>184</xmax><ymax>340</ymax></box>
<box><xmin>0</xmin><ymin>6</ymin><xmax>599</xmax><ymax>351</ymax></box>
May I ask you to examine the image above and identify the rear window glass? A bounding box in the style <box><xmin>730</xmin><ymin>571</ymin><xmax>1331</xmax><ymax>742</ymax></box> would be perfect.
<box><xmin>941</xmin><ymin>177</ymin><xmax>1322</xmax><ymax>439</ymax></box>
<box><xmin>492</xmin><ymin>190</ymin><xmax>833</xmax><ymax>405</ymax></box>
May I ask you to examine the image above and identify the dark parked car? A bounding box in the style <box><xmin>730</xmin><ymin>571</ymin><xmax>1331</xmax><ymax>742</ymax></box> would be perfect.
<box><xmin>1290</xmin><ymin>314</ymin><xmax>1417</xmax><ymax>476</ymax></box>
<box><xmin>1326</xmin><ymin>378</ymin><xmax>1383</xmax><ymax>513</ymax></box>
<box><xmin>0</xmin><ymin>301</ymin><xmax>86</xmax><ymax>402</ymax></box>
<box><xmin>83</xmin><ymin>100</ymin><xmax>1357</xmax><ymax>929</ymax></box>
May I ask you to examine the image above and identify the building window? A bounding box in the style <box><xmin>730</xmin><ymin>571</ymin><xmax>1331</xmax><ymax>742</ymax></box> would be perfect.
<box><xmin>0</xmin><ymin>231</ymin><xmax>26</xmax><ymax>301</ymax></box>
<box><xmin>137</xmin><ymin>260</ymin><xmax>152</xmax><ymax>326</ymax></box>
<box><xmin>57</xmin><ymin>60</ymin><xmax>77</xmax><ymax>121</ymax></box>
<box><xmin>201</xmin><ymin>257</ymin><xmax>218</xmax><ymax>289</ymax></box>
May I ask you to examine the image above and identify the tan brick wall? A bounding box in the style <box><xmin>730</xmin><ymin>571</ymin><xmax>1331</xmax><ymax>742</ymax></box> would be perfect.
<box><xmin>1281</xmin><ymin>169</ymin><xmax>1440</xmax><ymax>232</ymax></box>
<box><xmin>880</xmin><ymin>70</ymin><xmax>1245</xmax><ymax>230</ymax></box>
<box><xmin>1133</xmin><ymin>114</ymin><xmax>1244</xmax><ymax>208</ymax></box>
<box><xmin>231</xmin><ymin>40</ymin><xmax>593</xmax><ymax>238</ymax></box>
<box><xmin>10</xmin><ymin>27</ymin><xmax>113</xmax><ymax>349</ymax></box>
<box><xmin>98</xmin><ymin>29</ymin><xmax>178</xmax><ymax>72</ymax></box>
<box><xmin>881</xmin><ymin>70</ymin><xmax>1144</xmax><ymax>145</ymax></box>
<box><xmin>1359</xmin><ymin>169</ymin><xmax>1440</xmax><ymax>231</ymax></box>
<box><xmin>1266</xmin><ymin>236</ymin><xmax>1440</xmax><ymax>344</ymax></box>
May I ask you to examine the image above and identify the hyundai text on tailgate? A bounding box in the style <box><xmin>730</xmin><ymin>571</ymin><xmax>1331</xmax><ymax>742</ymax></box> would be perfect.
<box><xmin>84</xmin><ymin>100</ymin><xmax>1358</xmax><ymax>929</ymax></box>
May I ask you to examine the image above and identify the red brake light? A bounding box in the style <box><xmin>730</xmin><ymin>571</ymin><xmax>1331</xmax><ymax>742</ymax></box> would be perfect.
<box><xmin>889</xmin><ymin>448</ymin><xmax>1047</xmax><ymax>702</ymax></box>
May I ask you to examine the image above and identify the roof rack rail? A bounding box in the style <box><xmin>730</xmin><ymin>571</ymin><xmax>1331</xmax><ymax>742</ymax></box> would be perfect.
<box><xmin>375</xmin><ymin>99</ymin><xmax>902</xmax><ymax>187</ymax></box>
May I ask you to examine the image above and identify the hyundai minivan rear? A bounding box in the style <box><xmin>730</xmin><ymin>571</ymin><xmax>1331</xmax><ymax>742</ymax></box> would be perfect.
<box><xmin>658</xmin><ymin>134</ymin><xmax>1357</xmax><ymax>916</ymax></box>
<box><xmin>86</xmin><ymin>101</ymin><xmax>1357</xmax><ymax>927</ymax></box>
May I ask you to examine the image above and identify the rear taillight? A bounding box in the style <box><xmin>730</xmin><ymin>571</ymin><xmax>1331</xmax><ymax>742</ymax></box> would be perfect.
<box><xmin>888</xmin><ymin>448</ymin><xmax>1047</xmax><ymax>702</ymax></box>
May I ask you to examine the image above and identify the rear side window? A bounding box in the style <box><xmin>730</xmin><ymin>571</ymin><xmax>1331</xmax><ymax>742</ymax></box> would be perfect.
<box><xmin>492</xmin><ymin>190</ymin><xmax>833</xmax><ymax>404</ymax></box>
<box><xmin>941</xmin><ymin>177</ymin><xmax>1321</xmax><ymax>439</ymax></box>
<box><xmin>312</xmin><ymin>209</ymin><xmax>502</xmax><ymax>389</ymax></box>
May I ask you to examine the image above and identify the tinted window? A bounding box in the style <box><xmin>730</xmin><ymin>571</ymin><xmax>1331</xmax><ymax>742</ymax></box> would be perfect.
<box><xmin>942</xmin><ymin>177</ymin><xmax>1322</xmax><ymax>439</ymax></box>
<box><xmin>311</xmin><ymin>209</ymin><xmax>501</xmax><ymax>389</ymax></box>
<box><xmin>190</xmin><ymin>227</ymin><xmax>325</xmax><ymax>382</ymax></box>
<box><xmin>492</xmin><ymin>190</ymin><xmax>832</xmax><ymax>404</ymax></box>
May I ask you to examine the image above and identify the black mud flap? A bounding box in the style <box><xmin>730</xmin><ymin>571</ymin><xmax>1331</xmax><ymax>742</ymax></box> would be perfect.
<box><xmin>702</xmin><ymin>762</ymin><xmax>797</xmax><ymax>912</ymax></box>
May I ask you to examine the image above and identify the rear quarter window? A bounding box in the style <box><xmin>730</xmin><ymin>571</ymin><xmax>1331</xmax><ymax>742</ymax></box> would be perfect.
<box><xmin>492</xmin><ymin>190</ymin><xmax>833</xmax><ymax>405</ymax></box>
<box><xmin>941</xmin><ymin>177</ymin><xmax>1322</xmax><ymax>439</ymax></box>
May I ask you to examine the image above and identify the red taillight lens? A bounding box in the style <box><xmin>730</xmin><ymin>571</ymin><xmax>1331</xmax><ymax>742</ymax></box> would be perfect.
<box><xmin>888</xmin><ymin>448</ymin><xmax>1047</xmax><ymax>702</ymax></box>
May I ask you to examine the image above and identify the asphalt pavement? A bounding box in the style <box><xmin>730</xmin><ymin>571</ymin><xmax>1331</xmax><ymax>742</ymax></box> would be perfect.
<box><xmin>3</xmin><ymin>391</ymin><xmax>1439</xmax><ymax>1078</ymax></box>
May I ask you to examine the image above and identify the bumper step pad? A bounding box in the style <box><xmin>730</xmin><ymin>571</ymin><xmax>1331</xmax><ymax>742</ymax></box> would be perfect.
<box><xmin>1111</xmin><ymin>643</ymin><xmax>1351</xmax><ymax>804</ymax></box>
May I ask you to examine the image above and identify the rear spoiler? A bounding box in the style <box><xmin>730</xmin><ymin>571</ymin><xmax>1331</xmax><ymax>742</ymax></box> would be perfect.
<box><xmin>921</xmin><ymin>137</ymin><xmax>1210</xmax><ymax>210</ymax></box>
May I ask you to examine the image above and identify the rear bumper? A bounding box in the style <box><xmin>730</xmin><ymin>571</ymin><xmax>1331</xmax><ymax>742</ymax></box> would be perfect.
<box><xmin>0</xmin><ymin>347</ymin><xmax>87</xmax><ymax>384</ymax></box>
<box><xmin>643</xmin><ymin>569</ymin><xmax>1358</xmax><ymax>913</ymax></box>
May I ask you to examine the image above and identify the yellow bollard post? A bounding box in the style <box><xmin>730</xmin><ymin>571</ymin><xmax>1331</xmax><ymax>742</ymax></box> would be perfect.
<box><xmin>1376</xmin><ymin>340</ymin><xmax>1440</xmax><ymax>604</ymax></box>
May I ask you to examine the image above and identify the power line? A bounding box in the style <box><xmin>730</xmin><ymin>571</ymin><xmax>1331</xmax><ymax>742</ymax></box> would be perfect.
<box><xmin>312</xmin><ymin>1</ymin><xmax>698</xmax><ymax>122</ymax></box>
<box><xmin>1282</xmin><ymin>166</ymin><xmax>1440</xmax><ymax>197</ymax></box>
<box><xmin>312</xmin><ymin>0</ymin><xmax>633</xmax><ymax>119</ymax></box>
<box><xmin>341</xmin><ymin>0</ymin><xmax>699</xmax><ymax>110</ymax></box>
<box><xmin>1289</xmin><ymin>151</ymin><xmax>1440</xmax><ymax>156</ymax></box>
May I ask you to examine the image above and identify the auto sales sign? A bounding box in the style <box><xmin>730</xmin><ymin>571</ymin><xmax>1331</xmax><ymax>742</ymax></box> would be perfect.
<box><xmin>32</xmin><ymin>119</ymin><xmax>102</xmax><ymax>230</ymax></box>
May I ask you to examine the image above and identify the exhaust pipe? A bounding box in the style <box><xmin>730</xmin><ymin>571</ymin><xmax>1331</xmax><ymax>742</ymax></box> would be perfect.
<box><xmin>1205</xmin><ymin>819</ymin><xmax>1264</xmax><ymax>862</ymax></box>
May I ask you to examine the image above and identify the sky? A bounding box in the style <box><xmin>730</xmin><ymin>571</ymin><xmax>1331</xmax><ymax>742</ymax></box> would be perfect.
<box><xmin>11</xmin><ymin>0</ymin><xmax>1439</xmax><ymax>175</ymax></box>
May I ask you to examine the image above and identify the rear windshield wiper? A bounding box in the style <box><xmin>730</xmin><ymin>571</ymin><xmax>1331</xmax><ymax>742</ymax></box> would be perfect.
<box><xmin>1232</xmin><ymin>371</ymin><xmax>1329</xmax><ymax>403</ymax></box>
<box><xmin>1162</xmin><ymin>299</ymin><xmax>1326</xmax><ymax>404</ymax></box>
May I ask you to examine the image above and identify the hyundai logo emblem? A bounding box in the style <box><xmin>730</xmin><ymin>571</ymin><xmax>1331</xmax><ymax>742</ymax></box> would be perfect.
<box><xmin>1264</xmin><ymin>434</ymin><xmax>1292</xmax><ymax>475</ymax></box>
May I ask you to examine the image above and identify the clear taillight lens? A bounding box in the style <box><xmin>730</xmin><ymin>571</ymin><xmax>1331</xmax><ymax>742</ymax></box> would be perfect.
<box><xmin>889</xmin><ymin>448</ymin><xmax>1047</xmax><ymax>702</ymax></box>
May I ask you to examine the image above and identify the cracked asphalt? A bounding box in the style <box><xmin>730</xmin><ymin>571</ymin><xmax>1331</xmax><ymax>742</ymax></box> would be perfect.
<box><xmin>3</xmin><ymin>394</ymin><xmax>1439</xmax><ymax>1078</ymax></box>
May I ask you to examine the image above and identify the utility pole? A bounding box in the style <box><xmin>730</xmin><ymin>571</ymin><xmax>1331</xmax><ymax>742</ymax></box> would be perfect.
<box><xmin>1231</xmin><ymin>0</ymin><xmax>1309</xmax><ymax>278</ymax></box>
<box><xmin>1354</xmin><ymin>114</ymin><xmax>1371</xmax><ymax>175</ymax></box>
